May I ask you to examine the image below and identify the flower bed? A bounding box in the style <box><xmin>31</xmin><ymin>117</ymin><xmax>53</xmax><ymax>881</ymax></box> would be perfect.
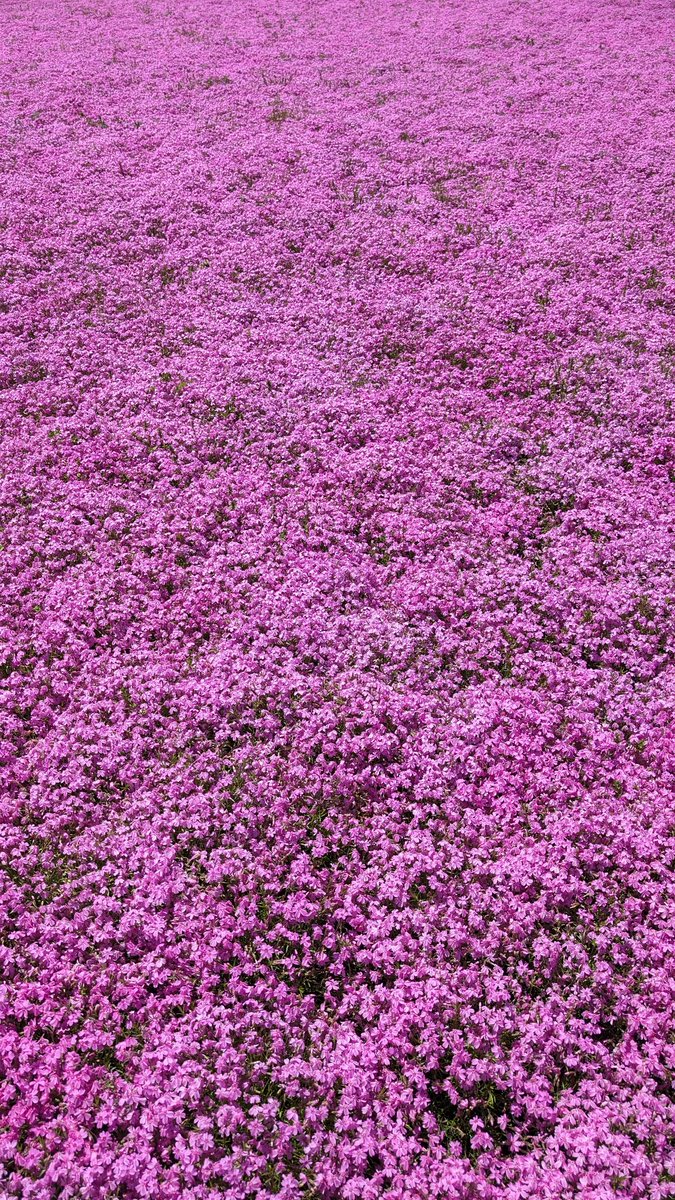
<box><xmin>0</xmin><ymin>1</ymin><xmax>674</xmax><ymax>1196</ymax></box>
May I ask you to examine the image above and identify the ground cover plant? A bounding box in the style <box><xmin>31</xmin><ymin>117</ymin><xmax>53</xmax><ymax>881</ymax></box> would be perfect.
<box><xmin>1</xmin><ymin>0</ymin><xmax>674</xmax><ymax>1196</ymax></box>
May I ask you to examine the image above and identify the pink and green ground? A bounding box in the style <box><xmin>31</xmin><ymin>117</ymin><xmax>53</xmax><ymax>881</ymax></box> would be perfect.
<box><xmin>1</xmin><ymin>1</ymin><xmax>675</xmax><ymax>1196</ymax></box>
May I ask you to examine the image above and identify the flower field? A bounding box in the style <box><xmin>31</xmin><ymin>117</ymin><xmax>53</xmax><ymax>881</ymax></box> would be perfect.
<box><xmin>1</xmin><ymin>0</ymin><xmax>674</xmax><ymax>1196</ymax></box>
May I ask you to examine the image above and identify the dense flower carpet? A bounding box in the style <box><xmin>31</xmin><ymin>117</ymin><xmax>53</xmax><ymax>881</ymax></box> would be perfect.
<box><xmin>1</xmin><ymin>1</ymin><xmax>674</xmax><ymax>1196</ymax></box>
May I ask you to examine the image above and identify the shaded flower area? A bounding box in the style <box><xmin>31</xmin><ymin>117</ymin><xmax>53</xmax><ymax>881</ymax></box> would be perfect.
<box><xmin>1</xmin><ymin>1</ymin><xmax>674</xmax><ymax>1196</ymax></box>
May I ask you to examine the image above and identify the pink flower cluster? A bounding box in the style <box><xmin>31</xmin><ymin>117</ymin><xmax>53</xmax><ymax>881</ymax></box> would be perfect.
<box><xmin>1</xmin><ymin>0</ymin><xmax>674</xmax><ymax>1196</ymax></box>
